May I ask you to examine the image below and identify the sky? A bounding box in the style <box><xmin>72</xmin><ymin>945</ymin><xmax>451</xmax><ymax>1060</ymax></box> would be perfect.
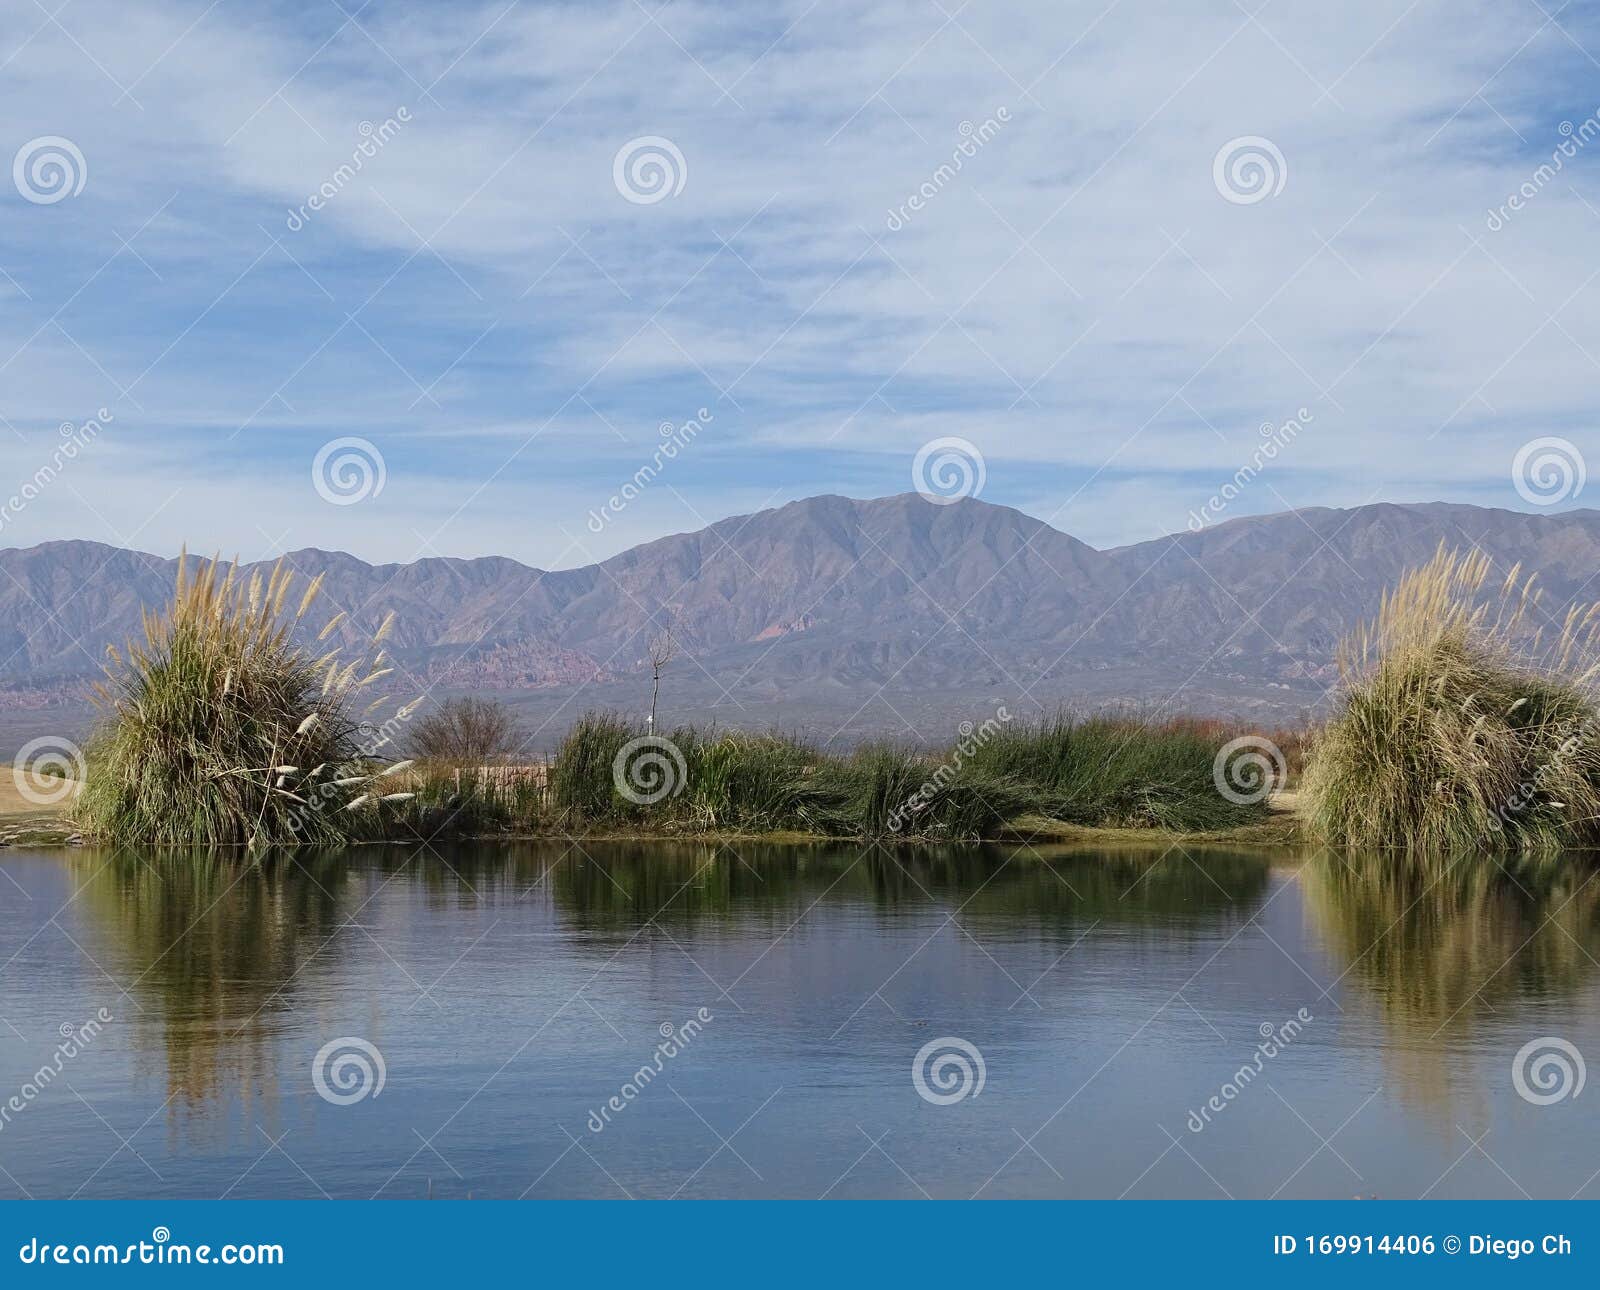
<box><xmin>2</xmin><ymin>0</ymin><xmax>1599</xmax><ymax>569</ymax></box>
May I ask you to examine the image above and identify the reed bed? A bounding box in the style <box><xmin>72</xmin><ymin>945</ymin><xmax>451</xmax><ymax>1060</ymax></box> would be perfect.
<box><xmin>400</xmin><ymin>710</ymin><xmax>1272</xmax><ymax>841</ymax></box>
<box><xmin>64</xmin><ymin>554</ymin><xmax>1282</xmax><ymax>848</ymax></box>
<box><xmin>960</xmin><ymin>713</ymin><xmax>1267</xmax><ymax>831</ymax></box>
<box><xmin>1301</xmin><ymin>545</ymin><xmax>1600</xmax><ymax>855</ymax></box>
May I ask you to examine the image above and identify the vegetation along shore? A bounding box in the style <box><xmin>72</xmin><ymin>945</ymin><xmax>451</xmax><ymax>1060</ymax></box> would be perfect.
<box><xmin>8</xmin><ymin>542</ymin><xmax>1600</xmax><ymax>864</ymax></box>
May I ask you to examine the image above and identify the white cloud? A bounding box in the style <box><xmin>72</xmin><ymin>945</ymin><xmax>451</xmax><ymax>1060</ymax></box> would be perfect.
<box><xmin>0</xmin><ymin>0</ymin><xmax>1596</xmax><ymax>563</ymax></box>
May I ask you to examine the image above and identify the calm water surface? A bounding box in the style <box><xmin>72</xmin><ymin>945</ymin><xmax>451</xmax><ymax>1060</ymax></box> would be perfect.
<box><xmin>0</xmin><ymin>842</ymin><xmax>1596</xmax><ymax>1199</ymax></box>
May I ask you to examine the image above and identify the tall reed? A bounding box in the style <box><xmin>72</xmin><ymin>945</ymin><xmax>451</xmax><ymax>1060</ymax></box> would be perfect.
<box><xmin>961</xmin><ymin>713</ymin><xmax>1265</xmax><ymax>830</ymax></box>
<box><xmin>75</xmin><ymin>553</ymin><xmax>411</xmax><ymax>848</ymax></box>
<box><xmin>1302</xmin><ymin>545</ymin><xmax>1600</xmax><ymax>854</ymax></box>
<box><xmin>537</xmin><ymin>710</ymin><xmax>1262</xmax><ymax>840</ymax></box>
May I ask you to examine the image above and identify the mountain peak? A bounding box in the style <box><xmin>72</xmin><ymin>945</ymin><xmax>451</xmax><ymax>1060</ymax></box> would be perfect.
<box><xmin>4</xmin><ymin>497</ymin><xmax>1596</xmax><ymax>733</ymax></box>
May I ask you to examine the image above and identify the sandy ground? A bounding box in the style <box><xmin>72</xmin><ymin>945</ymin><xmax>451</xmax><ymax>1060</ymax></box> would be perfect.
<box><xmin>0</xmin><ymin>774</ymin><xmax>79</xmax><ymax>825</ymax></box>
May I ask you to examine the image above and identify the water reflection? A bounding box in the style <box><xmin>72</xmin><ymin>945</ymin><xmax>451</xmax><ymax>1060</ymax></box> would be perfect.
<box><xmin>541</xmin><ymin>840</ymin><xmax>1272</xmax><ymax>929</ymax></box>
<box><xmin>1304</xmin><ymin>853</ymin><xmax>1600</xmax><ymax>1112</ymax></box>
<box><xmin>65</xmin><ymin>842</ymin><xmax>1274</xmax><ymax>1113</ymax></box>
<box><xmin>9</xmin><ymin>841</ymin><xmax>1599</xmax><ymax>1197</ymax></box>
<box><xmin>71</xmin><ymin>850</ymin><xmax>351</xmax><ymax>1115</ymax></box>
<box><xmin>62</xmin><ymin>843</ymin><xmax>1600</xmax><ymax>1143</ymax></box>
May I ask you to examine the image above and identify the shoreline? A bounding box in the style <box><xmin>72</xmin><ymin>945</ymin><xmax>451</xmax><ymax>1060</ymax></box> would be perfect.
<box><xmin>0</xmin><ymin>801</ymin><xmax>1305</xmax><ymax>853</ymax></box>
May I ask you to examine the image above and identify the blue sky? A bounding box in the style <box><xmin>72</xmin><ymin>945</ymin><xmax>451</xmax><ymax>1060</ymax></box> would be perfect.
<box><xmin>3</xmin><ymin>0</ymin><xmax>1600</xmax><ymax>567</ymax></box>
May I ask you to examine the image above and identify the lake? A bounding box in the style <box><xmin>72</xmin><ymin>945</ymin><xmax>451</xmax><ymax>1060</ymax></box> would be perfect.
<box><xmin>0</xmin><ymin>842</ymin><xmax>1596</xmax><ymax>1199</ymax></box>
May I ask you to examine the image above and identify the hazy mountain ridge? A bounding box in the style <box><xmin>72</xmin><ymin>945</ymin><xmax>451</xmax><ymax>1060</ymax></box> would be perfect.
<box><xmin>3</xmin><ymin>496</ymin><xmax>1598</xmax><ymax>728</ymax></box>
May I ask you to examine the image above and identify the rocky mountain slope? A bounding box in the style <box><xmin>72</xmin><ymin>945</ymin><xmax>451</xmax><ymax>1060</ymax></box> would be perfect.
<box><xmin>4</xmin><ymin>495</ymin><xmax>1597</xmax><ymax>738</ymax></box>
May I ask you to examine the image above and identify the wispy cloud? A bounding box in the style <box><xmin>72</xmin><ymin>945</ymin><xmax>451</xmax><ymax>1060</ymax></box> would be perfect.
<box><xmin>2</xmin><ymin>0</ymin><xmax>1598</xmax><ymax>563</ymax></box>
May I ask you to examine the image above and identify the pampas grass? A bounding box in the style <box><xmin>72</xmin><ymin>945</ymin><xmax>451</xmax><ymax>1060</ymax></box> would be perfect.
<box><xmin>75</xmin><ymin>552</ymin><xmax>410</xmax><ymax>849</ymax></box>
<box><xmin>1302</xmin><ymin>545</ymin><xmax>1600</xmax><ymax>854</ymax></box>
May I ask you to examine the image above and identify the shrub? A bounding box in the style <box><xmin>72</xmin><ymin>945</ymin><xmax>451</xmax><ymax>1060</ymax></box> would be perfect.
<box><xmin>1301</xmin><ymin>545</ymin><xmax>1600</xmax><ymax>854</ymax></box>
<box><xmin>74</xmin><ymin>554</ymin><xmax>412</xmax><ymax>849</ymax></box>
<box><xmin>409</xmin><ymin>696</ymin><xmax>522</xmax><ymax>764</ymax></box>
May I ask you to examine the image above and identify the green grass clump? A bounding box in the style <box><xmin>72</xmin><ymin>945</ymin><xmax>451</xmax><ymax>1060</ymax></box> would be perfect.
<box><xmin>549</xmin><ymin>713</ymin><xmax>637</xmax><ymax>822</ymax></box>
<box><xmin>682</xmin><ymin>732</ymin><xmax>824</xmax><ymax>832</ymax></box>
<box><xmin>547</xmin><ymin>716</ymin><xmax>1043</xmax><ymax>838</ymax></box>
<box><xmin>809</xmin><ymin>744</ymin><xmax>1041</xmax><ymax>839</ymax></box>
<box><xmin>75</xmin><ymin>554</ymin><xmax>413</xmax><ymax>849</ymax></box>
<box><xmin>962</xmin><ymin>714</ymin><xmax>1267</xmax><ymax>831</ymax></box>
<box><xmin>549</xmin><ymin>716</ymin><xmax>829</xmax><ymax>832</ymax></box>
<box><xmin>1302</xmin><ymin>546</ymin><xmax>1600</xmax><ymax>855</ymax></box>
<box><xmin>536</xmin><ymin>708</ymin><xmax>1277</xmax><ymax>840</ymax></box>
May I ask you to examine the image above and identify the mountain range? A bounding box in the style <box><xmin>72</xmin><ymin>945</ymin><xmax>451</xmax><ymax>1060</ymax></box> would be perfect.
<box><xmin>4</xmin><ymin>494</ymin><xmax>1599</xmax><ymax>748</ymax></box>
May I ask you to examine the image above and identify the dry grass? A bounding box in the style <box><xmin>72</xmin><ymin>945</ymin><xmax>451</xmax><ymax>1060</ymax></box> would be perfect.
<box><xmin>1302</xmin><ymin>544</ymin><xmax>1600</xmax><ymax>855</ymax></box>
<box><xmin>74</xmin><ymin>553</ymin><xmax>414</xmax><ymax>849</ymax></box>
